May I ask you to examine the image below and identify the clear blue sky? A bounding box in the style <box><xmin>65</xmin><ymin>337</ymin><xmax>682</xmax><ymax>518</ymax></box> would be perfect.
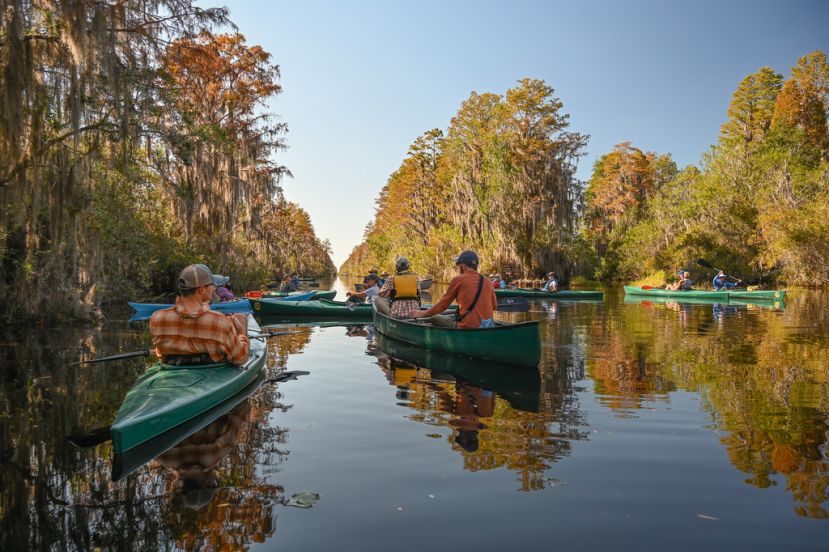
<box><xmin>215</xmin><ymin>0</ymin><xmax>828</xmax><ymax>267</ymax></box>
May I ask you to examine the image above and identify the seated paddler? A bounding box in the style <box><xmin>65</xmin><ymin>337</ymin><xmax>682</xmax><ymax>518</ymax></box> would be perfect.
<box><xmin>150</xmin><ymin>263</ymin><xmax>250</xmax><ymax>366</ymax></box>
<box><xmin>376</xmin><ymin>256</ymin><xmax>421</xmax><ymax>318</ymax></box>
<box><xmin>411</xmin><ymin>250</ymin><xmax>497</xmax><ymax>329</ymax></box>
<box><xmin>712</xmin><ymin>271</ymin><xmax>739</xmax><ymax>291</ymax></box>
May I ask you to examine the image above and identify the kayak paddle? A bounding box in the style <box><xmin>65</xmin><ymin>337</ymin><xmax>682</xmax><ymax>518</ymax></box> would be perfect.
<box><xmin>68</xmin><ymin>332</ymin><xmax>299</xmax><ymax>366</ymax></box>
<box><xmin>66</xmin><ymin>370</ymin><xmax>312</xmax><ymax>449</ymax></box>
<box><xmin>697</xmin><ymin>259</ymin><xmax>743</xmax><ymax>283</ymax></box>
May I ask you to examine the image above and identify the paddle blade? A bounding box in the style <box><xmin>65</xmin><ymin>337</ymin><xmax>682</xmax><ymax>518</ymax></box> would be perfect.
<box><xmin>697</xmin><ymin>259</ymin><xmax>714</xmax><ymax>269</ymax></box>
<box><xmin>496</xmin><ymin>297</ymin><xmax>530</xmax><ymax>313</ymax></box>
<box><xmin>68</xmin><ymin>349</ymin><xmax>153</xmax><ymax>366</ymax></box>
<box><xmin>420</xmin><ymin>278</ymin><xmax>433</xmax><ymax>290</ymax></box>
<box><xmin>67</xmin><ymin>427</ymin><xmax>112</xmax><ymax>448</ymax></box>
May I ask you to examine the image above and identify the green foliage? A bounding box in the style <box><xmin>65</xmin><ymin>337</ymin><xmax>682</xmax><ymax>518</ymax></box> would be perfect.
<box><xmin>581</xmin><ymin>50</ymin><xmax>829</xmax><ymax>287</ymax></box>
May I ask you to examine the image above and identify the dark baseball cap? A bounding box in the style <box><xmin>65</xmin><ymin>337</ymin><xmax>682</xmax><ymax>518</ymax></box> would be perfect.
<box><xmin>453</xmin><ymin>250</ymin><xmax>479</xmax><ymax>268</ymax></box>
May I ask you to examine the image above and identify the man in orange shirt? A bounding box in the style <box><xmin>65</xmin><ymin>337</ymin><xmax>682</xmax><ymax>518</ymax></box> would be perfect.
<box><xmin>150</xmin><ymin>264</ymin><xmax>250</xmax><ymax>365</ymax></box>
<box><xmin>411</xmin><ymin>250</ymin><xmax>497</xmax><ymax>329</ymax></box>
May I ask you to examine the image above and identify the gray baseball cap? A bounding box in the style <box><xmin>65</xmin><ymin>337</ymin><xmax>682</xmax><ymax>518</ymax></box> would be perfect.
<box><xmin>178</xmin><ymin>264</ymin><xmax>227</xmax><ymax>290</ymax></box>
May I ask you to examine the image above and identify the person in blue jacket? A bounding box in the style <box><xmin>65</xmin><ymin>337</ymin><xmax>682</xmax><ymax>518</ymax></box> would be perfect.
<box><xmin>712</xmin><ymin>271</ymin><xmax>739</xmax><ymax>290</ymax></box>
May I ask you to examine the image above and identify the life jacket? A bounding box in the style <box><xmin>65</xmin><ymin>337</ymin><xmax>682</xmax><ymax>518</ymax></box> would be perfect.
<box><xmin>391</xmin><ymin>273</ymin><xmax>420</xmax><ymax>301</ymax></box>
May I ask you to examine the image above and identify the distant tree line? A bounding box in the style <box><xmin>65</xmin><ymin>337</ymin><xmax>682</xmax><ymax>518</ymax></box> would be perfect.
<box><xmin>0</xmin><ymin>1</ymin><xmax>334</xmax><ymax>323</ymax></box>
<box><xmin>343</xmin><ymin>51</ymin><xmax>829</xmax><ymax>287</ymax></box>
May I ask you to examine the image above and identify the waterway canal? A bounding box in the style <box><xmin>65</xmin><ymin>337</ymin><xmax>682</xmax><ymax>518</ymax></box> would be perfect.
<box><xmin>1</xmin><ymin>281</ymin><xmax>827</xmax><ymax>550</ymax></box>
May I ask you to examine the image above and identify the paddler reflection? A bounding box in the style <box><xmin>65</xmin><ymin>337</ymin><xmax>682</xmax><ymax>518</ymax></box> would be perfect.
<box><xmin>382</xmin><ymin>360</ymin><xmax>495</xmax><ymax>453</ymax></box>
<box><xmin>156</xmin><ymin>400</ymin><xmax>251</xmax><ymax>508</ymax></box>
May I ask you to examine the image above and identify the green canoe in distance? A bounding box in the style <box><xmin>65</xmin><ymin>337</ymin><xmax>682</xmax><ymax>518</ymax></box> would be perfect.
<box><xmin>623</xmin><ymin>286</ymin><xmax>785</xmax><ymax>302</ymax></box>
<box><xmin>111</xmin><ymin>319</ymin><xmax>267</xmax><ymax>456</ymax></box>
<box><xmin>250</xmin><ymin>298</ymin><xmax>374</xmax><ymax>319</ymax></box>
<box><xmin>375</xmin><ymin>332</ymin><xmax>541</xmax><ymax>412</ymax></box>
<box><xmin>495</xmin><ymin>288</ymin><xmax>604</xmax><ymax>300</ymax></box>
<box><xmin>372</xmin><ymin>304</ymin><xmax>541</xmax><ymax>367</ymax></box>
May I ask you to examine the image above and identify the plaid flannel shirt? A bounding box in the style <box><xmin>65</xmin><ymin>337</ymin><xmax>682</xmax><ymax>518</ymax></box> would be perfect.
<box><xmin>150</xmin><ymin>298</ymin><xmax>250</xmax><ymax>365</ymax></box>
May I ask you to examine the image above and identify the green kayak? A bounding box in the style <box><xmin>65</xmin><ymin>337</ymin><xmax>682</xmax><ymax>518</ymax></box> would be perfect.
<box><xmin>495</xmin><ymin>288</ymin><xmax>604</xmax><ymax>300</ymax></box>
<box><xmin>375</xmin><ymin>332</ymin><xmax>541</xmax><ymax>412</ymax></box>
<box><xmin>372</xmin><ymin>304</ymin><xmax>541</xmax><ymax>367</ymax></box>
<box><xmin>112</xmin><ymin>373</ymin><xmax>263</xmax><ymax>480</ymax></box>
<box><xmin>623</xmin><ymin>286</ymin><xmax>785</xmax><ymax>302</ymax></box>
<box><xmin>250</xmin><ymin>298</ymin><xmax>374</xmax><ymax>319</ymax></box>
<box><xmin>111</xmin><ymin>317</ymin><xmax>267</xmax><ymax>456</ymax></box>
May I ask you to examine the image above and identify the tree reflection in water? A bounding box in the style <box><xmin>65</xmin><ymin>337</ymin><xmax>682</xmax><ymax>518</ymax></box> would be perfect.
<box><xmin>591</xmin><ymin>294</ymin><xmax>829</xmax><ymax>518</ymax></box>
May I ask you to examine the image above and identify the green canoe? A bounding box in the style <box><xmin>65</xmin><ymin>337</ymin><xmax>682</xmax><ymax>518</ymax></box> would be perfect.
<box><xmin>111</xmin><ymin>317</ymin><xmax>267</xmax><ymax>456</ymax></box>
<box><xmin>372</xmin><ymin>304</ymin><xmax>541</xmax><ymax>367</ymax></box>
<box><xmin>250</xmin><ymin>298</ymin><xmax>375</xmax><ymax>319</ymax></box>
<box><xmin>495</xmin><ymin>288</ymin><xmax>604</xmax><ymax>300</ymax></box>
<box><xmin>375</xmin><ymin>333</ymin><xmax>541</xmax><ymax>412</ymax></box>
<box><xmin>623</xmin><ymin>286</ymin><xmax>785</xmax><ymax>302</ymax></box>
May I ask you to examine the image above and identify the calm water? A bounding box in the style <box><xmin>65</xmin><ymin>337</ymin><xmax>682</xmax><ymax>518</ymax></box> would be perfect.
<box><xmin>2</xmin><ymin>281</ymin><xmax>828</xmax><ymax>550</ymax></box>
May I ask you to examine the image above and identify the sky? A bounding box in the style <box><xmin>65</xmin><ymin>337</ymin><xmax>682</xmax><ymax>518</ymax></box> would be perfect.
<box><xmin>214</xmin><ymin>0</ymin><xmax>829</xmax><ymax>267</ymax></box>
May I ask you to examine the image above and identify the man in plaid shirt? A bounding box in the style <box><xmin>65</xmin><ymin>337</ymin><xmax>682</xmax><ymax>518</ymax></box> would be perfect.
<box><xmin>150</xmin><ymin>264</ymin><xmax>250</xmax><ymax>365</ymax></box>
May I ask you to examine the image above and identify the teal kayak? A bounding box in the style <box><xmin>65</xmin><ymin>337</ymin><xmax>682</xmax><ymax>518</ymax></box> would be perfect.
<box><xmin>623</xmin><ymin>286</ymin><xmax>785</xmax><ymax>302</ymax></box>
<box><xmin>112</xmin><ymin>372</ymin><xmax>263</xmax><ymax>481</ymax></box>
<box><xmin>111</xmin><ymin>317</ymin><xmax>267</xmax><ymax>455</ymax></box>
<box><xmin>495</xmin><ymin>288</ymin><xmax>604</xmax><ymax>300</ymax></box>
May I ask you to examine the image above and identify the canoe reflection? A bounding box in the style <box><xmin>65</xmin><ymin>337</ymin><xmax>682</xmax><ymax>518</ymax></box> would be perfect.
<box><xmin>374</xmin><ymin>332</ymin><xmax>541</xmax><ymax>413</ymax></box>
<box><xmin>374</xmin><ymin>334</ymin><xmax>580</xmax><ymax>490</ymax></box>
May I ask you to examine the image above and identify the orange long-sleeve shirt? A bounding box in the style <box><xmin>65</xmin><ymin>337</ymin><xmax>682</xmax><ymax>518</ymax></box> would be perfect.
<box><xmin>421</xmin><ymin>270</ymin><xmax>497</xmax><ymax>328</ymax></box>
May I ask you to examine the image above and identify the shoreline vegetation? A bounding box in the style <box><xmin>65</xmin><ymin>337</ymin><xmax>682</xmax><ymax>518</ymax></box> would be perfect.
<box><xmin>0</xmin><ymin>2</ymin><xmax>334</xmax><ymax>325</ymax></box>
<box><xmin>341</xmin><ymin>51</ymin><xmax>829</xmax><ymax>290</ymax></box>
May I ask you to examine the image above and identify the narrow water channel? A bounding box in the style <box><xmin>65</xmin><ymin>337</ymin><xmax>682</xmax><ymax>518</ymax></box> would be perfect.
<box><xmin>1</xmin><ymin>282</ymin><xmax>827</xmax><ymax>550</ymax></box>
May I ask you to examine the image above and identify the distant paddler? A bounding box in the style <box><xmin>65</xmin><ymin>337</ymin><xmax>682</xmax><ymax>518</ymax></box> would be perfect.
<box><xmin>411</xmin><ymin>250</ymin><xmax>497</xmax><ymax>328</ymax></box>
<box><xmin>542</xmin><ymin>271</ymin><xmax>559</xmax><ymax>292</ymax></box>
<box><xmin>712</xmin><ymin>270</ymin><xmax>741</xmax><ymax>291</ymax></box>
<box><xmin>346</xmin><ymin>273</ymin><xmax>380</xmax><ymax>303</ymax></box>
<box><xmin>150</xmin><ymin>263</ymin><xmax>250</xmax><ymax>366</ymax></box>
<box><xmin>666</xmin><ymin>270</ymin><xmax>693</xmax><ymax>291</ymax></box>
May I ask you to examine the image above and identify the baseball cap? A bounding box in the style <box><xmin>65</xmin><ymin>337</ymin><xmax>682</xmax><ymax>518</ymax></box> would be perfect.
<box><xmin>453</xmin><ymin>250</ymin><xmax>479</xmax><ymax>268</ymax></box>
<box><xmin>178</xmin><ymin>264</ymin><xmax>226</xmax><ymax>290</ymax></box>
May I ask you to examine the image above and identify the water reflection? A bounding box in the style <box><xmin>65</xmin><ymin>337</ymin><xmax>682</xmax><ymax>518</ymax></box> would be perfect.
<box><xmin>2</xmin><ymin>288</ymin><xmax>829</xmax><ymax>551</ymax></box>
<box><xmin>595</xmin><ymin>295</ymin><xmax>829</xmax><ymax>518</ymax></box>
<box><xmin>373</xmin><ymin>333</ymin><xmax>587</xmax><ymax>491</ymax></box>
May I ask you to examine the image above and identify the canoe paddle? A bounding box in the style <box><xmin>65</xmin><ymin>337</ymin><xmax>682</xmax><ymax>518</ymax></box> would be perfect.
<box><xmin>66</xmin><ymin>370</ymin><xmax>312</xmax><ymax>448</ymax></box>
<box><xmin>68</xmin><ymin>332</ymin><xmax>300</xmax><ymax>366</ymax></box>
<box><xmin>697</xmin><ymin>259</ymin><xmax>743</xmax><ymax>284</ymax></box>
<box><xmin>407</xmin><ymin>297</ymin><xmax>531</xmax><ymax>320</ymax></box>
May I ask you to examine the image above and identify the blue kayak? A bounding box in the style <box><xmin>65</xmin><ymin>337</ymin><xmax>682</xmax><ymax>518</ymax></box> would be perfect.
<box><xmin>129</xmin><ymin>291</ymin><xmax>319</xmax><ymax>321</ymax></box>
